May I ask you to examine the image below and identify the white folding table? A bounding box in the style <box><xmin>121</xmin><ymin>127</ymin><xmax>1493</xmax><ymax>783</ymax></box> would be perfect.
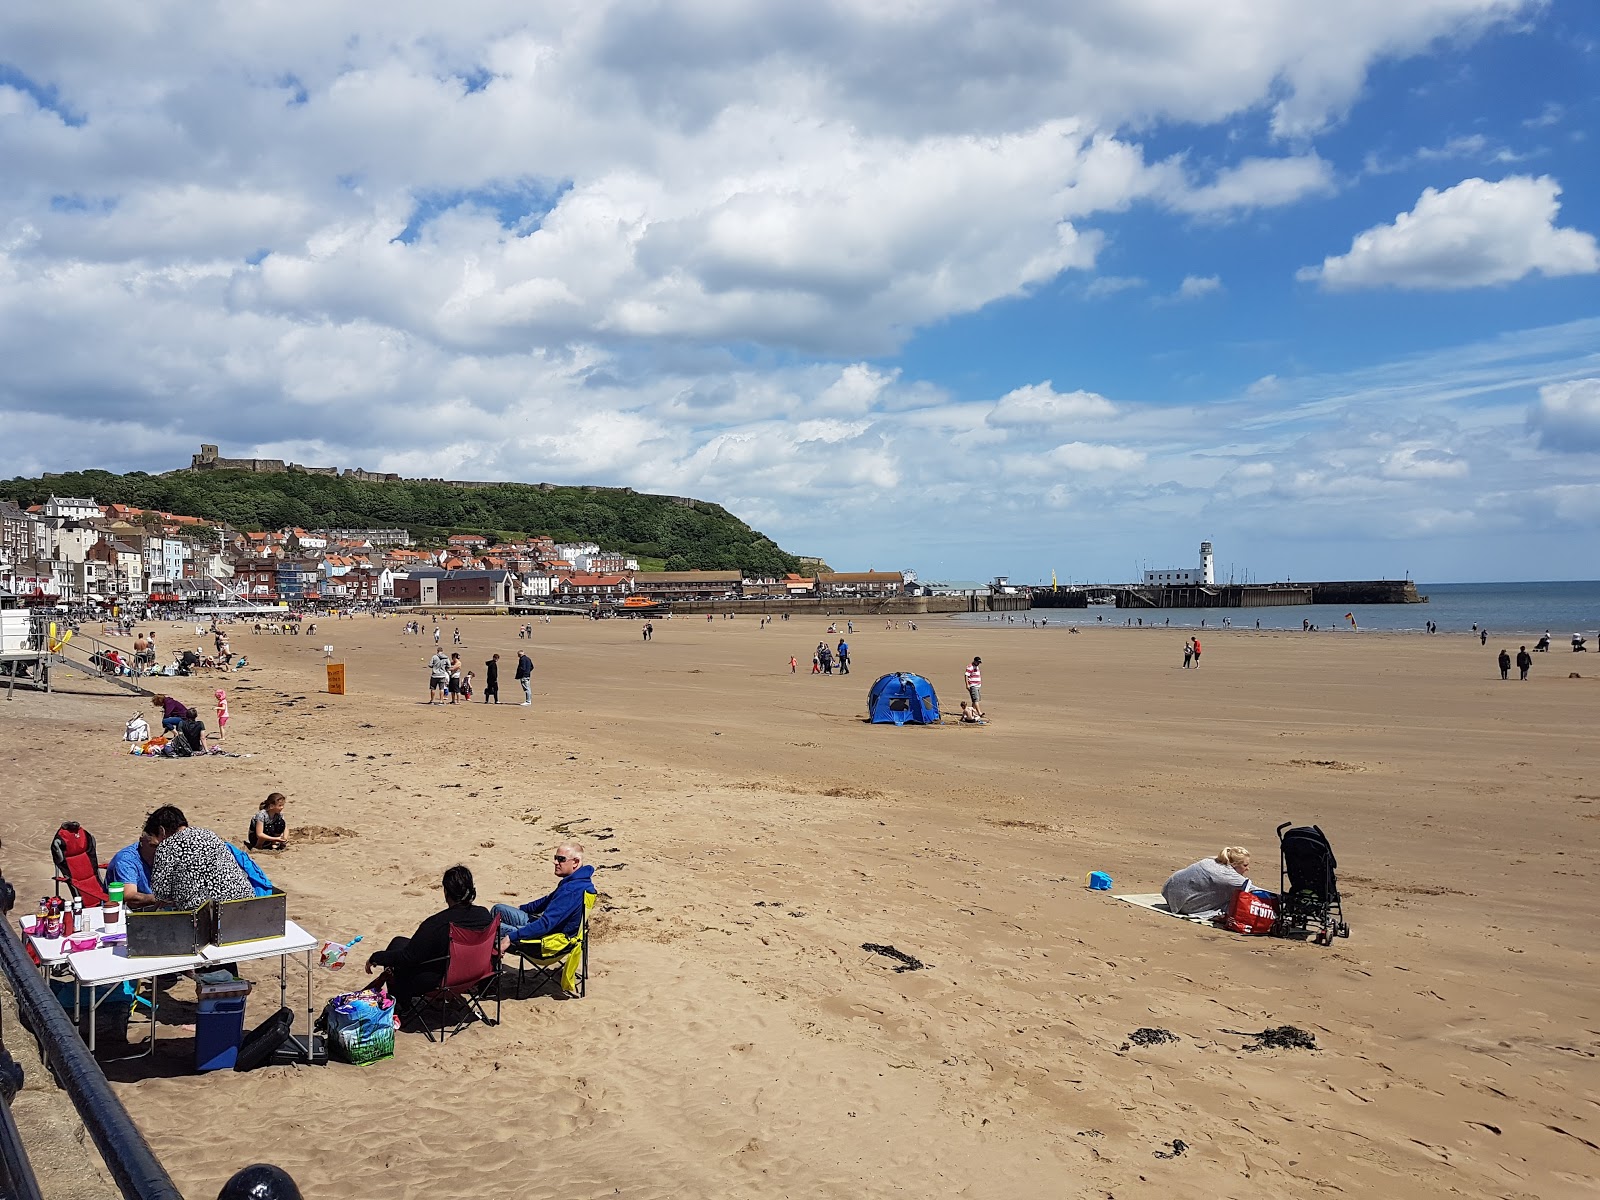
<box><xmin>26</xmin><ymin>919</ymin><xmax>317</xmax><ymax>1061</ymax></box>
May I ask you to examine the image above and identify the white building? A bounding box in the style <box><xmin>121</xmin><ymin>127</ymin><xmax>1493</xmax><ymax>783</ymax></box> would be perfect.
<box><xmin>520</xmin><ymin>572</ymin><xmax>556</xmax><ymax>598</ymax></box>
<box><xmin>42</xmin><ymin>495</ymin><xmax>103</xmax><ymax>522</ymax></box>
<box><xmin>1145</xmin><ymin>541</ymin><xmax>1215</xmax><ymax>587</ymax></box>
<box><xmin>554</xmin><ymin>542</ymin><xmax>600</xmax><ymax>566</ymax></box>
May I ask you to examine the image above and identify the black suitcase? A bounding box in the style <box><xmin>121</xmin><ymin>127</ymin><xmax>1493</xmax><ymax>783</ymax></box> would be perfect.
<box><xmin>272</xmin><ymin>1033</ymin><xmax>328</xmax><ymax>1066</ymax></box>
<box><xmin>234</xmin><ymin>1007</ymin><xmax>292</xmax><ymax>1072</ymax></box>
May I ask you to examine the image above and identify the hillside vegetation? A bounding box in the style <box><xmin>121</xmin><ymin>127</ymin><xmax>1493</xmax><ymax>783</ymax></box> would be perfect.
<box><xmin>0</xmin><ymin>468</ymin><xmax>804</xmax><ymax>575</ymax></box>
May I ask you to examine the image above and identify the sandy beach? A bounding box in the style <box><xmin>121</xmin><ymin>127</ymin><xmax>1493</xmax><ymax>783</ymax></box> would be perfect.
<box><xmin>2</xmin><ymin>613</ymin><xmax>1597</xmax><ymax>1199</ymax></box>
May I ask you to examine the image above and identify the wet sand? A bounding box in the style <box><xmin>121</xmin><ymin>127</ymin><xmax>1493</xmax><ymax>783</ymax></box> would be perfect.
<box><xmin>2</xmin><ymin>613</ymin><xmax>1596</xmax><ymax>1199</ymax></box>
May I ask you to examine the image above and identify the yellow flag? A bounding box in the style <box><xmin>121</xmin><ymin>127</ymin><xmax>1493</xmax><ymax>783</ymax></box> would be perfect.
<box><xmin>1051</xmin><ymin>569</ymin><xmax>1058</xmax><ymax>593</ymax></box>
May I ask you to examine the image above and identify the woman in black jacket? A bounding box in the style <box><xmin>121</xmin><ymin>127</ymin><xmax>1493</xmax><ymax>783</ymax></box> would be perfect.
<box><xmin>364</xmin><ymin>865</ymin><xmax>491</xmax><ymax>1003</ymax></box>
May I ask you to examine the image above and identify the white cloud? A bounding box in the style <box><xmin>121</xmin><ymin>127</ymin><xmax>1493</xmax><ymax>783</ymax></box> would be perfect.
<box><xmin>1528</xmin><ymin>378</ymin><xmax>1600</xmax><ymax>453</ymax></box>
<box><xmin>987</xmin><ymin>383</ymin><xmax>1117</xmax><ymax>427</ymax></box>
<box><xmin>1300</xmin><ymin>175</ymin><xmax>1600</xmax><ymax>290</ymax></box>
<box><xmin>1083</xmin><ymin>275</ymin><xmax>1145</xmax><ymax>298</ymax></box>
<box><xmin>1173</xmin><ymin>274</ymin><xmax>1223</xmax><ymax>301</ymax></box>
<box><xmin>1165</xmin><ymin>155</ymin><xmax>1335</xmax><ymax>213</ymax></box>
<box><xmin>1046</xmin><ymin>442</ymin><xmax>1146</xmax><ymax>472</ymax></box>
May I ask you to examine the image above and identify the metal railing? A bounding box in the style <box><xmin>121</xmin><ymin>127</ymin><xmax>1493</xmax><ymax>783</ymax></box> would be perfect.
<box><xmin>0</xmin><ymin>918</ymin><xmax>183</xmax><ymax>1200</ymax></box>
<box><xmin>0</xmin><ymin>1044</ymin><xmax>46</xmax><ymax>1200</ymax></box>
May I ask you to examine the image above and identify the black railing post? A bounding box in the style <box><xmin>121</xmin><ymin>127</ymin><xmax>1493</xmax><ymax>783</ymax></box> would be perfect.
<box><xmin>0</xmin><ymin>919</ymin><xmax>184</xmax><ymax>1200</ymax></box>
<box><xmin>0</xmin><ymin>1046</ymin><xmax>47</xmax><ymax>1200</ymax></box>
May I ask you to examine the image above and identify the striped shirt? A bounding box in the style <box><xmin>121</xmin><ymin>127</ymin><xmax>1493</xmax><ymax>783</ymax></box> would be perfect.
<box><xmin>964</xmin><ymin>663</ymin><xmax>981</xmax><ymax>689</ymax></box>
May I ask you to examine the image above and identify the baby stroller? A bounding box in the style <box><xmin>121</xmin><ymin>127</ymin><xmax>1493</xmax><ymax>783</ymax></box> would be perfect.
<box><xmin>1272</xmin><ymin>823</ymin><xmax>1350</xmax><ymax>945</ymax></box>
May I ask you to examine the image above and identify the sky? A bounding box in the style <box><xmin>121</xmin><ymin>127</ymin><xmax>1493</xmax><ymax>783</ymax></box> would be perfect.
<box><xmin>2</xmin><ymin>1</ymin><xmax>1599</xmax><ymax>584</ymax></box>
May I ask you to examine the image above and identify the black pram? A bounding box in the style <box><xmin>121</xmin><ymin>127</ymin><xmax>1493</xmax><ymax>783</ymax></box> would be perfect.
<box><xmin>1273</xmin><ymin>823</ymin><xmax>1350</xmax><ymax>945</ymax></box>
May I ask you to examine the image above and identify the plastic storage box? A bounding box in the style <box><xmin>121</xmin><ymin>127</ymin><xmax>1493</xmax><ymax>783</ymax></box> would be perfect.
<box><xmin>195</xmin><ymin>998</ymin><xmax>248</xmax><ymax>1072</ymax></box>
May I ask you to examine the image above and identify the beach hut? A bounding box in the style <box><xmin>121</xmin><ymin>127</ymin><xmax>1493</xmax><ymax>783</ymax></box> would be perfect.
<box><xmin>867</xmin><ymin>672</ymin><xmax>941</xmax><ymax>725</ymax></box>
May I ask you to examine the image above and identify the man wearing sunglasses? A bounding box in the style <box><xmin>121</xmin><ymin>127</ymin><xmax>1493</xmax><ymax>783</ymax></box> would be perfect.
<box><xmin>493</xmin><ymin>843</ymin><xmax>596</xmax><ymax>956</ymax></box>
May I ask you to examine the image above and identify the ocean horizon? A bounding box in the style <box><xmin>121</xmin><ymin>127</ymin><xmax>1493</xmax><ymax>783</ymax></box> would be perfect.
<box><xmin>962</xmin><ymin>579</ymin><xmax>1600</xmax><ymax>639</ymax></box>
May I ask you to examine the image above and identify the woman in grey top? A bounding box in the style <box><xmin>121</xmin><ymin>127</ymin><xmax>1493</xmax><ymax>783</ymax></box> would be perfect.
<box><xmin>1162</xmin><ymin>846</ymin><xmax>1253</xmax><ymax>916</ymax></box>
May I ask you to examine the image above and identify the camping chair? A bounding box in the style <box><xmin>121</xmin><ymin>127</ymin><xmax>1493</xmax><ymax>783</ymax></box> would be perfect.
<box><xmin>51</xmin><ymin>822</ymin><xmax>108</xmax><ymax>906</ymax></box>
<box><xmin>1272</xmin><ymin>823</ymin><xmax>1350</xmax><ymax>945</ymax></box>
<box><xmin>400</xmin><ymin>917</ymin><xmax>501</xmax><ymax>1042</ymax></box>
<box><xmin>509</xmin><ymin>892</ymin><xmax>595</xmax><ymax>1000</ymax></box>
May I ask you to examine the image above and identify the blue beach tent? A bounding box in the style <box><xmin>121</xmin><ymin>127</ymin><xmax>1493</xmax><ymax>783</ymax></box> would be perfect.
<box><xmin>867</xmin><ymin>673</ymin><xmax>941</xmax><ymax>725</ymax></box>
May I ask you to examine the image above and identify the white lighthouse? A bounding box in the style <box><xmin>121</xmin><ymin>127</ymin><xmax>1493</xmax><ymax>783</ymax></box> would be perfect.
<box><xmin>1143</xmin><ymin>540</ymin><xmax>1217</xmax><ymax>587</ymax></box>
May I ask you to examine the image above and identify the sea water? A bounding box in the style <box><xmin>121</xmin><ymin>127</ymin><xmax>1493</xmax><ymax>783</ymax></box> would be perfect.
<box><xmin>964</xmin><ymin>580</ymin><xmax>1600</xmax><ymax>638</ymax></box>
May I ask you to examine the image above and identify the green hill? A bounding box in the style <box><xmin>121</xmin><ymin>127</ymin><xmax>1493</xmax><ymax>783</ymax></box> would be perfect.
<box><xmin>0</xmin><ymin>468</ymin><xmax>803</xmax><ymax>575</ymax></box>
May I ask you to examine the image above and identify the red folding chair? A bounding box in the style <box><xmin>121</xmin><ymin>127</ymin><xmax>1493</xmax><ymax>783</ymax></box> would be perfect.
<box><xmin>402</xmin><ymin>917</ymin><xmax>501</xmax><ymax>1042</ymax></box>
<box><xmin>51</xmin><ymin>822</ymin><xmax>107</xmax><ymax>906</ymax></box>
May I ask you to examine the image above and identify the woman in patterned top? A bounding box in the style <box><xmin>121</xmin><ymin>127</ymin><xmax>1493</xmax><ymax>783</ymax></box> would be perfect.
<box><xmin>145</xmin><ymin>805</ymin><xmax>254</xmax><ymax>910</ymax></box>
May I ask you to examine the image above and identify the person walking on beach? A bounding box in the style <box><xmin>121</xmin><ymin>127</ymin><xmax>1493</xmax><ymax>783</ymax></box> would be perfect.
<box><xmin>428</xmin><ymin>650</ymin><xmax>450</xmax><ymax>705</ymax></box>
<box><xmin>1481</xmin><ymin>628</ymin><xmax>1488</xmax><ymax>646</ymax></box>
<box><xmin>515</xmin><ymin>650</ymin><xmax>534</xmax><ymax>705</ymax></box>
<box><xmin>1183</xmin><ymin>638</ymin><xmax>1194</xmax><ymax>668</ymax></box>
<box><xmin>484</xmin><ymin>653</ymin><xmax>500</xmax><ymax>703</ymax></box>
<box><xmin>789</xmin><ymin>655</ymin><xmax>797</xmax><ymax>674</ymax></box>
<box><xmin>1516</xmin><ymin>646</ymin><xmax>1532</xmax><ymax>681</ymax></box>
<box><xmin>1498</xmin><ymin>648</ymin><xmax>1511</xmax><ymax>680</ymax></box>
<box><xmin>1191</xmin><ymin>637</ymin><xmax>1202</xmax><ymax>667</ymax></box>
<box><xmin>964</xmin><ymin>657</ymin><xmax>984</xmax><ymax>716</ymax></box>
<box><xmin>836</xmin><ymin>639</ymin><xmax>850</xmax><ymax>674</ymax></box>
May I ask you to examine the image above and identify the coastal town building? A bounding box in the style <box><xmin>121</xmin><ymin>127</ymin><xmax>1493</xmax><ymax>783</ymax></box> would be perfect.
<box><xmin>558</xmin><ymin>572</ymin><xmax>632</xmax><ymax>600</ymax></box>
<box><xmin>632</xmin><ymin>570</ymin><xmax>743</xmax><ymax>600</ymax></box>
<box><xmin>325</xmin><ymin>527</ymin><xmax>412</xmax><ymax>548</ymax></box>
<box><xmin>1144</xmin><ymin>541</ymin><xmax>1215</xmax><ymax>587</ymax></box>
<box><xmin>392</xmin><ymin>568</ymin><xmax>516</xmax><ymax>606</ymax></box>
<box><xmin>41</xmin><ymin>495</ymin><xmax>104</xmax><ymax>522</ymax></box>
<box><xmin>814</xmin><ymin>571</ymin><xmax>904</xmax><ymax>597</ymax></box>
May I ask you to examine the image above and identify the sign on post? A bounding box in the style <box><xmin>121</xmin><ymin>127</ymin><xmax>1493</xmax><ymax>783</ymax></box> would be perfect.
<box><xmin>326</xmin><ymin>664</ymin><xmax>346</xmax><ymax>695</ymax></box>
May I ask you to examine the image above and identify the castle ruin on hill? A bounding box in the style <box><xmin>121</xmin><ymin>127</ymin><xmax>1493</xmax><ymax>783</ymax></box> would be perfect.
<box><xmin>186</xmin><ymin>444</ymin><xmax>403</xmax><ymax>482</ymax></box>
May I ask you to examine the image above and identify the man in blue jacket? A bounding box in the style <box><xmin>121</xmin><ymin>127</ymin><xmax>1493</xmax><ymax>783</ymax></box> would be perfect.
<box><xmin>493</xmin><ymin>843</ymin><xmax>595</xmax><ymax>954</ymax></box>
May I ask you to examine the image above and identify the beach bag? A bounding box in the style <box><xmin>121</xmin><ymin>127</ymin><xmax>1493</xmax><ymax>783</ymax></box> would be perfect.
<box><xmin>319</xmin><ymin>988</ymin><xmax>395</xmax><ymax>1065</ymax></box>
<box><xmin>124</xmin><ymin>715</ymin><xmax>149</xmax><ymax>742</ymax></box>
<box><xmin>1224</xmin><ymin>889</ymin><xmax>1278</xmax><ymax>935</ymax></box>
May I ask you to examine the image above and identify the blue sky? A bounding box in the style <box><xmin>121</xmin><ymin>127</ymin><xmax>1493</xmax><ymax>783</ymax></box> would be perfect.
<box><xmin>1</xmin><ymin>1</ymin><xmax>1598</xmax><ymax>583</ymax></box>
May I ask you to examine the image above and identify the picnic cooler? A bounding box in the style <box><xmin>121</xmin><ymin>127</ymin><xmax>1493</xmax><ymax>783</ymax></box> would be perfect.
<box><xmin>126</xmin><ymin>902</ymin><xmax>210</xmax><ymax>958</ymax></box>
<box><xmin>195</xmin><ymin>975</ymin><xmax>253</xmax><ymax>1073</ymax></box>
<box><xmin>210</xmin><ymin>891</ymin><xmax>288</xmax><ymax>947</ymax></box>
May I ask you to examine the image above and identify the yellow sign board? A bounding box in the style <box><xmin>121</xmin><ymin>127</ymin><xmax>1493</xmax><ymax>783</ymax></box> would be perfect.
<box><xmin>326</xmin><ymin>664</ymin><xmax>346</xmax><ymax>695</ymax></box>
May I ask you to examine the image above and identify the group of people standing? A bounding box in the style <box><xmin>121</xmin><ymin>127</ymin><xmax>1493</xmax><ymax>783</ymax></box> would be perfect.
<box><xmin>809</xmin><ymin>638</ymin><xmax>850</xmax><ymax>674</ymax></box>
<box><xmin>1181</xmin><ymin>637</ymin><xmax>1203</xmax><ymax>668</ymax></box>
<box><xmin>428</xmin><ymin>647</ymin><xmax>534</xmax><ymax>705</ymax></box>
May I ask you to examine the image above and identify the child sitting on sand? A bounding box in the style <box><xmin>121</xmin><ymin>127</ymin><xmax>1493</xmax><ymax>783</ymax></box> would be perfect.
<box><xmin>248</xmin><ymin>792</ymin><xmax>290</xmax><ymax>851</ymax></box>
<box><xmin>959</xmin><ymin>701</ymin><xmax>986</xmax><ymax>724</ymax></box>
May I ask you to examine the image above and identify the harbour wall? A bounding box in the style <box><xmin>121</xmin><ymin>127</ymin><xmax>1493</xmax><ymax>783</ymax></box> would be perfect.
<box><xmin>1029</xmin><ymin>580</ymin><xmax>1423</xmax><ymax>610</ymax></box>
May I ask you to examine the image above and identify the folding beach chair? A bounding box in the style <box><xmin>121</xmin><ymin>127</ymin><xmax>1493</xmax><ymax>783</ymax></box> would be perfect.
<box><xmin>401</xmin><ymin>917</ymin><xmax>501</xmax><ymax>1042</ymax></box>
<box><xmin>510</xmin><ymin>892</ymin><xmax>595</xmax><ymax>1000</ymax></box>
<box><xmin>51</xmin><ymin>822</ymin><xmax>108</xmax><ymax>906</ymax></box>
<box><xmin>1272</xmin><ymin>823</ymin><xmax>1350</xmax><ymax>945</ymax></box>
